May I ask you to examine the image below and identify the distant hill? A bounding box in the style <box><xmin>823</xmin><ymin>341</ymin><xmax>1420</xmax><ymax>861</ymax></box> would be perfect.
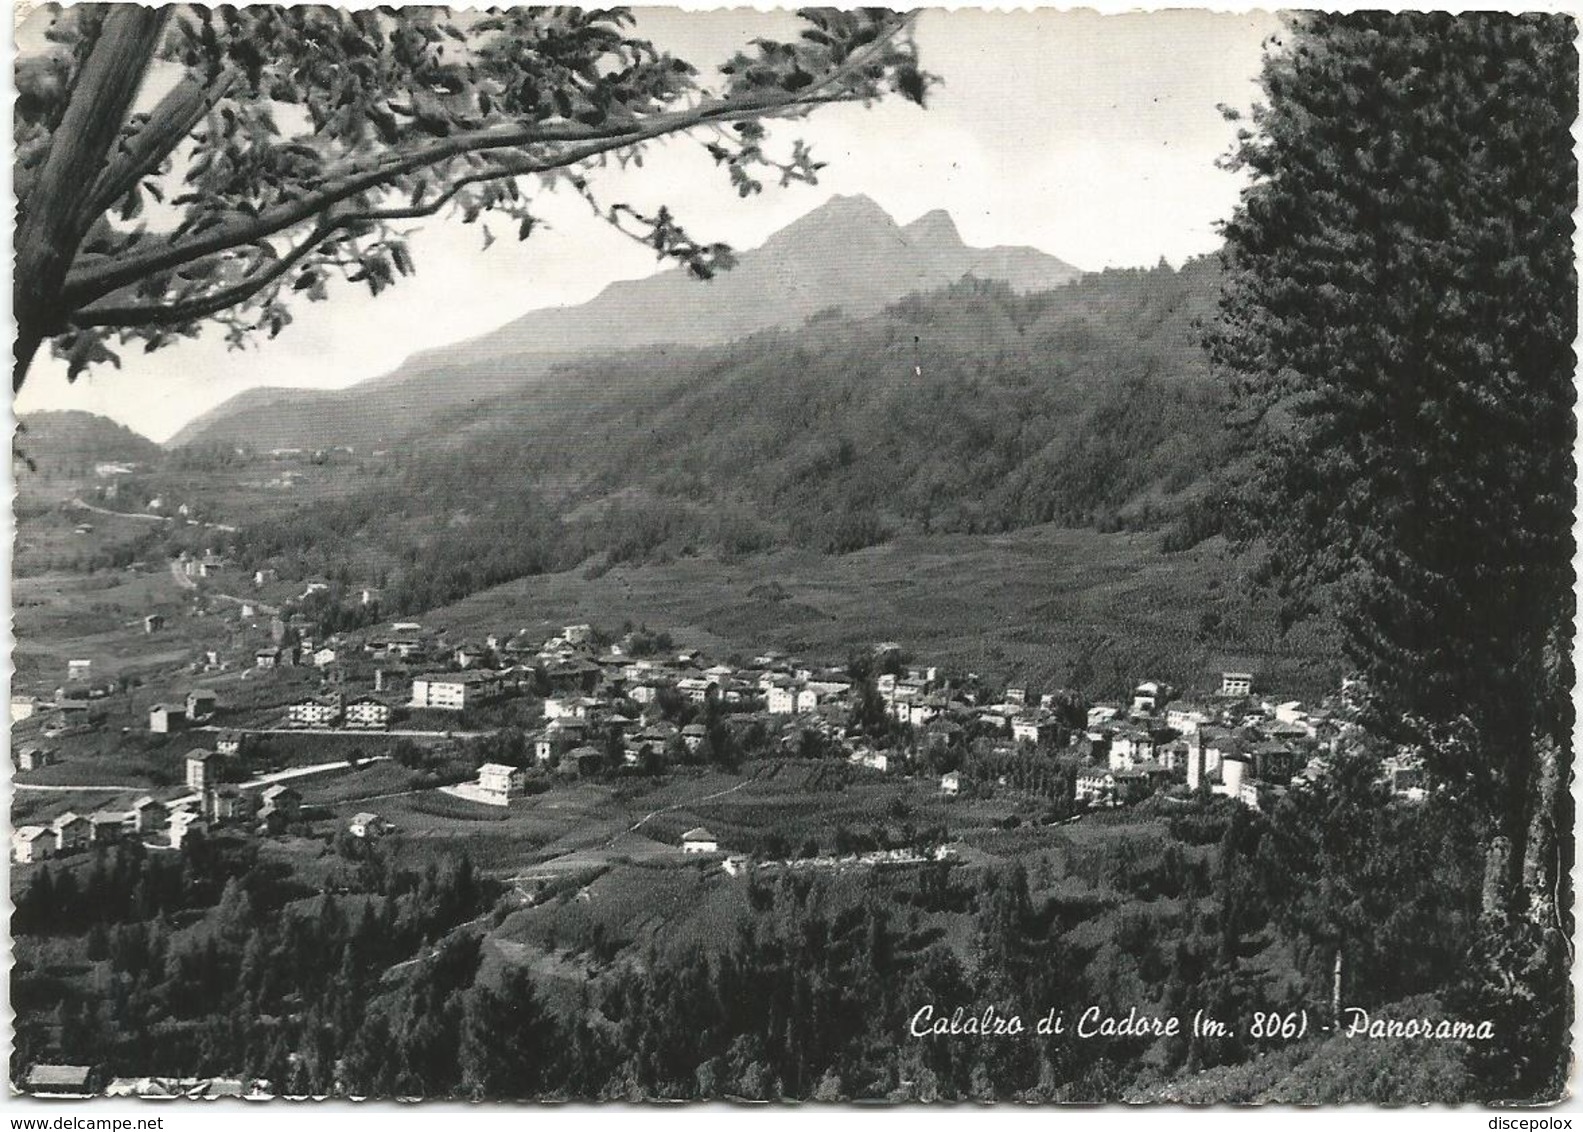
<box><xmin>170</xmin><ymin>194</ymin><xmax>1083</xmax><ymax>450</ymax></box>
<box><xmin>15</xmin><ymin>411</ymin><xmax>163</xmax><ymax>477</ymax></box>
<box><xmin>229</xmin><ymin>258</ymin><xmax>1234</xmax><ymax>617</ymax></box>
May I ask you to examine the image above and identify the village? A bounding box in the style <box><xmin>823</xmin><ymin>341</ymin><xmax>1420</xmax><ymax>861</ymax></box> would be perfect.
<box><xmin>9</xmin><ymin>544</ymin><xmax>1428</xmax><ymax>871</ymax></box>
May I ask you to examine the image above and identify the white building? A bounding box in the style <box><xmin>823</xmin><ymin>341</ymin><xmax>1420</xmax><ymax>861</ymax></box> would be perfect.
<box><xmin>348</xmin><ymin>813</ymin><xmax>388</xmax><ymax>838</ymax></box>
<box><xmin>12</xmin><ymin>826</ymin><xmax>51</xmax><ymax>863</ymax></box>
<box><xmin>286</xmin><ymin>697</ymin><xmax>342</xmax><ymax>729</ymax></box>
<box><xmin>345</xmin><ymin>697</ymin><xmax>391</xmax><ymax>730</ymax></box>
<box><xmin>1166</xmin><ymin>702</ymin><xmax>1211</xmax><ymax>734</ymax></box>
<box><xmin>682</xmin><ymin>827</ymin><xmax>719</xmax><ymax>854</ymax></box>
<box><xmin>477</xmin><ymin>762</ymin><xmax>525</xmax><ymax>805</ymax></box>
<box><xmin>409</xmin><ymin>671</ymin><xmax>502</xmax><ymax>711</ymax></box>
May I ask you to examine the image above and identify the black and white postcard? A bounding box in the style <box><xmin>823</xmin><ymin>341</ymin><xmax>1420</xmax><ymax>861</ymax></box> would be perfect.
<box><xmin>8</xmin><ymin>3</ymin><xmax>1576</xmax><ymax>1106</ymax></box>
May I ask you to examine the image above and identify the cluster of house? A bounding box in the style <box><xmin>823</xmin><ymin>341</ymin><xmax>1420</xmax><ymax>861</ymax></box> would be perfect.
<box><xmin>13</xmin><ymin>658</ymin><xmax>122</xmax><ymax>735</ymax></box>
<box><xmin>1034</xmin><ymin>672</ymin><xmax>1383</xmax><ymax>813</ymax></box>
<box><xmin>12</xmin><ymin>747</ymin><xmax>305</xmax><ymax>864</ymax></box>
<box><xmin>148</xmin><ymin>688</ymin><xmax>219</xmax><ymax>733</ymax></box>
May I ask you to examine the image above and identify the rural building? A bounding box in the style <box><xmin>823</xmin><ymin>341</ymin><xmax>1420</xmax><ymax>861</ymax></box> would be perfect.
<box><xmin>287</xmin><ymin>696</ymin><xmax>343</xmax><ymax>729</ymax></box>
<box><xmin>258</xmin><ymin>785</ymin><xmax>302</xmax><ymax>829</ymax></box>
<box><xmin>11</xmin><ymin>695</ymin><xmax>37</xmax><ymax>723</ymax></box>
<box><xmin>345</xmin><ymin>697</ymin><xmax>392</xmax><ymax>730</ymax></box>
<box><xmin>545</xmin><ymin>695</ymin><xmax>596</xmax><ymax>721</ymax></box>
<box><xmin>208</xmin><ymin>789</ymin><xmax>255</xmax><ymax>825</ymax></box>
<box><xmin>1107</xmin><ymin>730</ymin><xmax>1156</xmax><ymax>771</ymax></box>
<box><xmin>144</xmin><ymin>613</ymin><xmax>166</xmax><ymax>634</ymax></box>
<box><xmin>477</xmin><ymin>763</ymin><xmax>526</xmax><ymax>805</ymax></box>
<box><xmin>255</xmin><ymin>646</ymin><xmax>282</xmax><ymax>668</ymax></box>
<box><xmin>313</xmin><ymin>647</ymin><xmax>339</xmax><ymax>668</ymax></box>
<box><xmin>1221</xmin><ymin>671</ymin><xmax>1254</xmax><ymax>697</ymax></box>
<box><xmin>15</xmin><ymin>746</ymin><xmax>54</xmax><ymax>772</ymax></box>
<box><xmin>130</xmin><ymin>797</ymin><xmax>167</xmax><ymax>835</ymax></box>
<box><xmin>767</xmin><ymin>685</ymin><xmax>797</xmax><ymax>714</ymax></box>
<box><xmin>1012</xmin><ymin>716</ymin><xmax>1060</xmax><ymax>746</ymax></box>
<box><xmin>677</xmin><ymin>677</ymin><xmax>717</xmax><ymax>704</ymax></box>
<box><xmin>89</xmin><ymin>811</ymin><xmax>126</xmax><ymax>844</ymax></box>
<box><xmin>186</xmin><ymin>750</ymin><xmax>218</xmax><ymax>792</ymax></box>
<box><xmin>1216</xmin><ymin>754</ymin><xmax>1251</xmax><ymax>801</ymax></box>
<box><xmin>851</xmin><ymin>750</ymin><xmax>889</xmax><ymax>773</ymax></box>
<box><xmin>1251</xmin><ymin>741</ymin><xmax>1302</xmax><ymax>786</ymax></box>
<box><xmin>568</xmin><ymin>747</ymin><xmax>605</xmax><ymax>777</ymax></box>
<box><xmin>51</xmin><ymin>812</ymin><xmax>92</xmax><ymax>854</ymax></box>
<box><xmin>349</xmin><ymin>812</ymin><xmax>389</xmax><ymax>838</ymax></box>
<box><xmin>1166</xmin><ymin>702</ymin><xmax>1211</xmax><ymax>734</ymax></box>
<box><xmin>939</xmin><ymin>771</ymin><xmax>961</xmax><ymax>796</ymax></box>
<box><xmin>12</xmin><ymin>826</ymin><xmax>51</xmax><ymax>863</ymax></box>
<box><xmin>1113</xmin><ymin>769</ymin><xmax>1152</xmax><ymax>803</ymax></box>
<box><xmin>214</xmin><ymin>730</ymin><xmax>244</xmax><ymax>756</ymax></box>
<box><xmin>67</xmin><ymin>659</ymin><xmax>92</xmax><ymax>682</ymax></box>
<box><xmin>149</xmin><ymin>703</ymin><xmax>186</xmax><ymax>733</ymax></box>
<box><xmin>681</xmin><ymin>724</ymin><xmax>707</xmax><ymax>753</ymax></box>
<box><xmin>168</xmin><ymin>809</ymin><xmax>204</xmax><ymax>849</ymax></box>
<box><xmin>534</xmin><ymin>719</ymin><xmax>586</xmax><ymax>762</ymax></box>
<box><xmin>186</xmin><ymin>688</ymin><xmax>217</xmax><ymax>721</ymax></box>
<box><xmin>1076</xmin><ymin>771</ymin><xmax>1118</xmax><ymax>807</ymax></box>
<box><xmin>408</xmin><ymin>670</ymin><xmax>502</xmax><ymax>711</ymax></box>
<box><xmin>682</xmin><ymin>827</ymin><xmax>720</xmax><ymax>854</ymax></box>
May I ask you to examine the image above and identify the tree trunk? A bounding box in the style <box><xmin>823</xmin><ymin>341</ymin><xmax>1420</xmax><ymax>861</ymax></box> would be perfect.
<box><xmin>1331</xmin><ymin>947</ymin><xmax>1344</xmax><ymax>1029</ymax></box>
<box><xmin>13</xmin><ymin>7</ymin><xmax>166</xmax><ymax>391</ymax></box>
<box><xmin>13</xmin><ymin>329</ymin><xmax>43</xmax><ymax>394</ymax></box>
<box><xmin>1522</xmin><ymin>732</ymin><xmax>1564</xmax><ymax>926</ymax></box>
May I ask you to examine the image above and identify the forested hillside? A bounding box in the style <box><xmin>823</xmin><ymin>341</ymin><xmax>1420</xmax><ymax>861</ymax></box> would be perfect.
<box><xmin>15</xmin><ymin>412</ymin><xmax>163</xmax><ymax>478</ymax></box>
<box><xmin>169</xmin><ymin>195</ymin><xmax>1082</xmax><ymax>451</ymax></box>
<box><xmin>232</xmin><ymin>258</ymin><xmax>1229</xmax><ymax>613</ymax></box>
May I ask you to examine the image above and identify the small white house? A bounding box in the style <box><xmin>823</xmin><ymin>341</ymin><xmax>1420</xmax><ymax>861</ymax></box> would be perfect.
<box><xmin>12</xmin><ymin>826</ymin><xmax>51</xmax><ymax>864</ymax></box>
<box><xmin>477</xmin><ymin>762</ymin><xmax>525</xmax><ymax>805</ymax></box>
<box><xmin>940</xmin><ymin>771</ymin><xmax>961</xmax><ymax>796</ymax></box>
<box><xmin>349</xmin><ymin>812</ymin><xmax>388</xmax><ymax>838</ymax></box>
<box><xmin>681</xmin><ymin>827</ymin><xmax>719</xmax><ymax>854</ymax></box>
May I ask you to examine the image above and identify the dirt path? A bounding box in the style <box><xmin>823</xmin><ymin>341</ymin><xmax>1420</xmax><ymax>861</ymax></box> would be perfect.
<box><xmin>72</xmin><ymin>496</ymin><xmax>237</xmax><ymax>533</ymax></box>
<box><xmin>165</xmin><ymin>558</ymin><xmax>280</xmax><ymax>615</ymax></box>
<box><xmin>620</xmin><ymin>778</ymin><xmax>749</xmax><ymax>843</ymax></box>
<box><xmin>15</xmin><ymin>756</ymin><xmax>392</xmax><ymax>799</ymax></box>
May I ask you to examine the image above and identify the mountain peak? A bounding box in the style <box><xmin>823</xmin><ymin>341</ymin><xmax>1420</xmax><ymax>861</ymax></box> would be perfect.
<box><xmin>902</xmin><ymin>209</ymin><xmax>962</xmax><ymax>249</ymax></box>
<box><xmin>772</xmin><ymin>193</ymin><xmax>898</xmax><ymax>238</ymax></box>
<box><xmin>812</xmin><ymin>193</ymin><xmax>893</xmax><ymax>222</ymax></box>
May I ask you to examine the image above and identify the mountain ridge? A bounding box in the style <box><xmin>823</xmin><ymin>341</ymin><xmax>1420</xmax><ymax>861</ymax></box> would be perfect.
<box><xmin>170</xmin><ymin>194</ymin><xmax>1083</xmax><ymax>449</ymax></box>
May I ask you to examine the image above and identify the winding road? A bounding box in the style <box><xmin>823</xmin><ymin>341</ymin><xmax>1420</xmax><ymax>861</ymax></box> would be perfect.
<box><xmin>72</xmin><ymin>496</ymin><xmax>237</xmax><ymax>533</ymax></box>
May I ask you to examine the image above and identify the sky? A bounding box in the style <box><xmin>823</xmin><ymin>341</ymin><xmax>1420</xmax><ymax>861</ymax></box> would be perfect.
<box><xmin>12</xmin><ymin>7</ymin><xmax>1284</xmax><ymax>441</ymax></box>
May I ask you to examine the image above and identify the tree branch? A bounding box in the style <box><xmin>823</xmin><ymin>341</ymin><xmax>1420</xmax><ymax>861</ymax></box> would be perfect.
<box><xmin>80</xmin><ymin>71</ymin><xmax>238</xmax><ymax>230</ymax></box>
<box><xmin>71</xmin><ymin>217</ymin><xmax>336</xmax><ymax>330</ymax></box>
<box><xmin>59</xmin><ymin>22</ymin><xmax>912</xmax><ymax>311</ymax></box>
